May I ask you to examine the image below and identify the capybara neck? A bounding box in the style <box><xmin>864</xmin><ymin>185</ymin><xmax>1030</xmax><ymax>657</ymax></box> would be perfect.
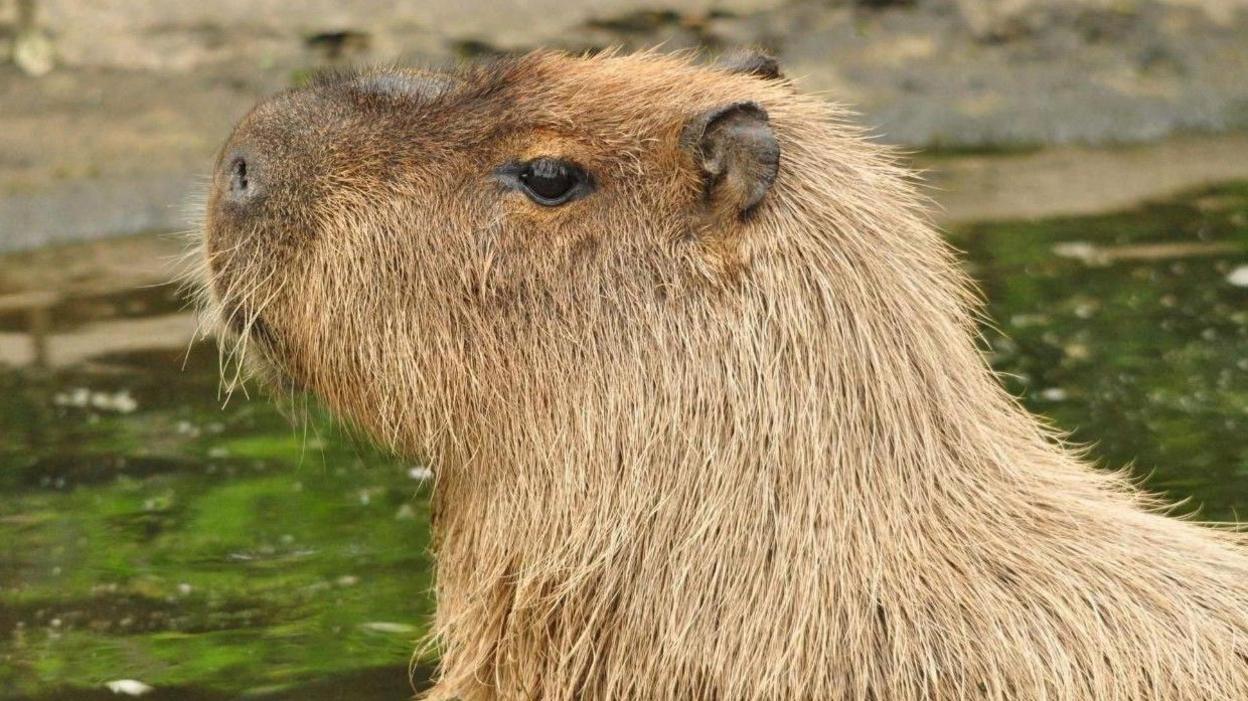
<box><xmin>200</xmin><ymin>51</ymin><xmax>1248</xmax><ymax>700</ymax></box>
<box><xmin>426</xmin><ymin>100</ymin><xmax>1248</xmax><ymax>699</ymax></box>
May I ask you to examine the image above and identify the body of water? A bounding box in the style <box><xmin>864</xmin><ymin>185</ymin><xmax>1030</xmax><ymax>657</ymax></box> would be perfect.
<box><xmin>2</xmin><ymin>183</ymin><xmax>1247</xmax><ymax>699</ymax></box>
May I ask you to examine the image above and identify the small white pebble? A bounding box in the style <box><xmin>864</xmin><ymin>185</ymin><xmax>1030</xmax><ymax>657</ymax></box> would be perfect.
<box><xmin>58</xmin><ymin>389</ymin><xmax>139</xmax><ymax>413</ymax></box>
<box><xmin>1052</xmin><ymin>241</ymin><xmax>1100</xmax><ymax>264</ymax></box>
<box><xmin>1227</xmin><ymin>265</ymin><xmax>1248</xmax><ymax>287</ymax></box>
<box><xmin>105</xmin><ymin>679</ymin><xmax>154</xmax><ymax>696</ymax></box>
<box><xmin>54</xmin><ymin>388</ymin><xmax>91</xmax><ymax>408</ymax></box>
<box><xmin>14</xmin><ymin>28</ymin><xmax>55</xmax><ymax>77</ymax></box>
<box><xmin>360</xmin><ymin>621</ymin><xmax>415</xmax><ymax>634</ymax></box>
<box><xmin>112</xmin><ymin>391</ymin><xmax>139</xmax><ymax>414</ymax></box>
<box><xmin>1039</xmin><ymin>388</ymin><xmax>1068</xmax><ymax>402</ymax></box>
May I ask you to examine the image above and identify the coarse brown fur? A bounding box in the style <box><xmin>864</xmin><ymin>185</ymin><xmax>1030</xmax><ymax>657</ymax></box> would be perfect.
<box><xmin>192</xmin><ymin>50</ymin><xmax>1248</xmax><ymax>700</ymax></box>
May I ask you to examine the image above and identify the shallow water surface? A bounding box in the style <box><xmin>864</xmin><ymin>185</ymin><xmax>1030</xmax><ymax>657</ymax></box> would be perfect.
<box><xmin>2</xmin><ymin>183</ymin><xmax>1247</xmax><ymax>699</ymax></box>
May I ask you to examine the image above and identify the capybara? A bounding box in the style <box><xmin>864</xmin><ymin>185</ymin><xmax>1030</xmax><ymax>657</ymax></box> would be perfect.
<box><xmin>197</xmin><ymin>51</ymin><xmax>1248</xmax><ymax>700</ymax></box>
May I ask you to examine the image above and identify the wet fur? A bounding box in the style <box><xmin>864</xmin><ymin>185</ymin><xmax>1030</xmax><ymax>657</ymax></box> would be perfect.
<box><xmin>195</xmin><ymin>51</ymin><xmax>1248</xmax><ymax>700</ymax></box>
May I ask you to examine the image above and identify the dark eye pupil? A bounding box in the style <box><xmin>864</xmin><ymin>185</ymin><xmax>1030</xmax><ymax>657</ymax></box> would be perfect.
<box><xmin>520</xmin><ymin>160</ymin><xmax>576</xmax><ymax>201</ymax></box>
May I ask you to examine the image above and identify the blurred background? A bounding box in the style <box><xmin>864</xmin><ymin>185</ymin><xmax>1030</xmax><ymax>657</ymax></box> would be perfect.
<box><xmin>1</xmin><ymin>1</ymin><xmax>1247</xmax><ymax>699</ymax></box>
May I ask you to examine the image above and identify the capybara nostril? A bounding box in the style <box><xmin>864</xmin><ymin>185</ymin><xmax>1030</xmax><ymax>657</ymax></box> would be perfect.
<box><xmin>229</xmin><ymin>157</ymin><xmax>248</xmax><ymax>192</ymax></box>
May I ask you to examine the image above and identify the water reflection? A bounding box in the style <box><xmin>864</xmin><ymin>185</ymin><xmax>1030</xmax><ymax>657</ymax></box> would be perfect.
<box><xmin>0</xmin><ymin>285</ymin><xmax>195</xmax><ymax>370</ymax></box>
<box><xmin>0</xmin><ymin>320</ymin><xmax>436</xmax><ymax>697</ymax></box>
<box><xmin>1</xmin><ymin>183</ymin><xmax>1247</xmax><ymax>698</ymax></box>
<box><xmin>0</xmin><ymin>291</ymin><xmax>57</xmax><ymax>368</ymax></box>
<box><xmin>957</xmin><ymin>182</ymin><xmax>1248</xmax><ymax>518</ymax></box>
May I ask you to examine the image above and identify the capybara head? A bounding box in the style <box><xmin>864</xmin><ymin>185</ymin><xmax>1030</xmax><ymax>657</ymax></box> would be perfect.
<box><xmin>200</xmin><ymin>50</ymin><xmax>913</xmax><ymax>456</ymax></box>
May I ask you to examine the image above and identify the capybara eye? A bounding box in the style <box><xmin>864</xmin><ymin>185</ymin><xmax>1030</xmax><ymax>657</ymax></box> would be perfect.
<box><xmin>497</xmin><ymin>158</ymin><xmax>591</xmax><ymax>206</ymax></box>
<box><xmin>520</xmin><ymin>159</ymin><xmax>576</xmax><ymax>202</ymax></box>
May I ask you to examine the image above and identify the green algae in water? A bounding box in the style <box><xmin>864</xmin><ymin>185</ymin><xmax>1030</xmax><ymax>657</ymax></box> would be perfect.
<box><xmin>1</xmin><ymin>183</ymin><xmax>1247</xmax><ymax>698</ymax></box>
<box><xmin>0</xmin><ymin>347</ymin><xmax>436</xmax><ymax>699</ymax></box>
<box><xmin>954</xmin><ymin>182</ymin><xmax>1248</xmax><ymax>518</ymax></box>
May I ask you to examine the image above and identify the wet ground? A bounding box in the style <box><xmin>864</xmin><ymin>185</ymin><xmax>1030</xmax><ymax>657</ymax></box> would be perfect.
<box><xmin>1</xmin><ymin>182</ymin><xmax>1248</xmax><ymax>698</ymax></box>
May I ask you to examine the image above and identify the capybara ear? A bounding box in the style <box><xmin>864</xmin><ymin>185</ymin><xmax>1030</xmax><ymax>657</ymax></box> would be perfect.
<box><xmin>682</xmin><ymin>101</ymin><xmax>780</xmax><ymax>219</ymax></box>
<box><xmin>718</xmin><ymin>51</ymin><xmax>783</xmax><ymax>80</ymax></box>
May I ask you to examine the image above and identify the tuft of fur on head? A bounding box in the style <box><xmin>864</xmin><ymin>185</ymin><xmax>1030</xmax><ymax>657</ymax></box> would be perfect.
<box><xmin>196</xmin><ymin>51</ymin><xmax>1248</xmax><ymax>700</ymax></box>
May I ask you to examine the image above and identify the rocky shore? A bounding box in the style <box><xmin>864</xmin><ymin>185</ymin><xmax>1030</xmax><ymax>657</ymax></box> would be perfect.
<box><xmin>2</xmin><ymin>0</ymin><xmax>1247</xmax><ymax>251</ymax></box>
